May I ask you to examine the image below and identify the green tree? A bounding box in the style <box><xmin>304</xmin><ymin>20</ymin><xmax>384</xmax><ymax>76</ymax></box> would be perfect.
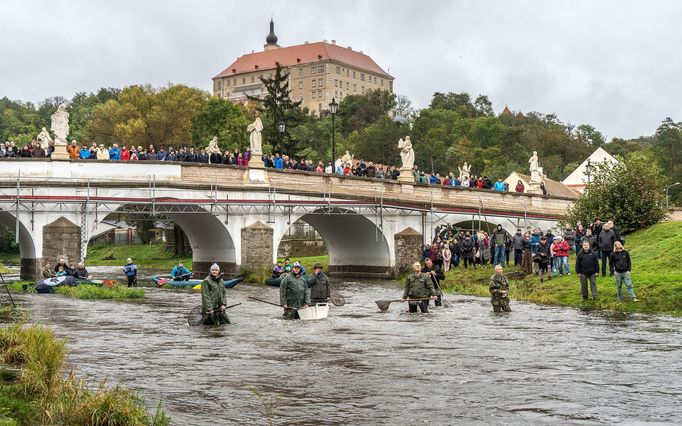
<box><xmin>338</xmin><ymin>89</ymin><xmax>396</xmax><ymax>135</ymax></box>
<box><xmin>191</xmin><ymin>97</ymin><xmax>250</xmax><ymax>151</ymax></box>
<box><xmin>430</xmin><ymin>92</ymin><xmax>477</xmax><ymax>118</ymax></box>
<box><xmin>248</xmin><ymin>65</ymin><xmax>302</xmax><ymax>154</ymax></box>
<box><xmin>653</xmin><ymin>118</ymin><xmax>682</xmax><ymax>205</ymax></box>
<box><xmin>347</xmin><ymin>115</ymin><xmax>404</xmax><ymax>166</ymax></box>
<box><xmin>575</xmin><ymin>124</ymin><xmax>605</xmax><ymax>147</ymax></box>
<box><xmin>565</xmin><ymin>153</ymin><xmax>668</xmax><ymax>234</ymax></box>
<box><xmin>87</xmin><ymin>84</ymin><xmax>207</xmax><ymax>148</ymax></box>
<box><xmin>68</xmin><ymin>88</ymin><xmax>120</xmax><ymax>142</ymax></box>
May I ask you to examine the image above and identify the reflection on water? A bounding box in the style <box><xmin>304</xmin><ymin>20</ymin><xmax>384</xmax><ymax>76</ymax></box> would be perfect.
<box><xmin>17</xmin><ymin>279</ymin><xmax>682</xmax><ymax>425</ymax></box>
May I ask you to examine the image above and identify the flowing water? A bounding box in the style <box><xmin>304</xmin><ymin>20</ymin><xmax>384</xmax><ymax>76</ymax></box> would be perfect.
<box><xmin>11</xmin><ymin>272</ymin><xmax>682</xmax><ymax>425</ymax></box>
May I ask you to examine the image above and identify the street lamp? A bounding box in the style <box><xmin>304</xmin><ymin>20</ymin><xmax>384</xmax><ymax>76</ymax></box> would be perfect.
<box><xmin>665</xmin><ymin>182</ymin><xmax>680</xmax><ymax>209</ymax></box>
<box><xmin>329</xmin><ymin>98</ymin><xmax>338</xmax><ymax>172</ymax></box>
<box><xmin>278</xmin><ymin>120</ymin><xmax>285</xmax><ymax>155</ymax></box>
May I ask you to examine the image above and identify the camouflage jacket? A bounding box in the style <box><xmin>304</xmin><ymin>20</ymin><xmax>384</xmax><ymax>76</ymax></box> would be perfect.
<box><xmin>489</xmin><ymin>274</ymin><xmax>510</xmax><ymax>298</ymax></box>
<box><xmin>403</xmin><ymin>272</ymin><xmax>436</xmax><ymax>299</ymax></box>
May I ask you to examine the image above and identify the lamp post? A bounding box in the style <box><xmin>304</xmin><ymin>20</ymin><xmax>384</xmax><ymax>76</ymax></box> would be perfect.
<box><xmin>278</xmin><ymin>120</ymin><xmax>285</xmax><ymax>156</ymax></box>
<box><xmin>329</xmin><ymin>98</ymin><xmax>338</xmax><ymax>172</ymax></box>
<box><xmin>665</xmin><ymin>182</ymin><xmax>680</xmax><ymax>209</ymax></box>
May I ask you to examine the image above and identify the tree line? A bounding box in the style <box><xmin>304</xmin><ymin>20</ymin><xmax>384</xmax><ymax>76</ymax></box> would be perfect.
<box><xmin>0</xmin><ymin>75</ymin><xmax>680</xmax><ymax>205</ymax></box>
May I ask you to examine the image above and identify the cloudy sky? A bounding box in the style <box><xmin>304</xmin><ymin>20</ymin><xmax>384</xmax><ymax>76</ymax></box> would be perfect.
<box><xmin>1</xmin><ymin>0</ymin><xmax>680</xmax><ymax>139</ymax></box>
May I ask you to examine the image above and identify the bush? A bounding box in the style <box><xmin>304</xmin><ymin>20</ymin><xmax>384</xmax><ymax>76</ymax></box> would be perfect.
<box><xmin>565</xmin><ymin>153</ymin><xmax>668</xmax><ymax>234</ymax></box>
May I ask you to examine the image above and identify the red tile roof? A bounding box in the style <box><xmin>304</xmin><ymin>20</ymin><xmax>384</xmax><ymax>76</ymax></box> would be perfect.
<box><xmin>214</xmin><ymin>42</ymin><xmax>393</xmax><ymax>79</ymax></box>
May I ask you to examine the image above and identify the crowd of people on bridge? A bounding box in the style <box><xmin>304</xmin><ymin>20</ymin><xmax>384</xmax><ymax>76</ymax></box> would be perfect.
<box><xmin>429</xmin><ymin>218</ymin><xmax>637</xmax><ymax>303</ymax></box>
<box><xmin>2</xmin><ymin>139</ymin><xmax>543</xmax><ymax>196</ymax></box>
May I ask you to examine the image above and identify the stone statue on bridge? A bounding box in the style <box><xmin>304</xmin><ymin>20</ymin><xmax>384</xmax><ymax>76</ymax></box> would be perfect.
<box><xmin>458</xmin><ymin>162</ymin><xmax>471</xmax><ymax>180</ymax></box>
<box><xmin>398</xmin><ymin>136</ymin><xmax>414</xmax><ymax>169</ymax></box>
<box><xmin>36</xmin><ymin>127</ymin><xmax>53</xmax><ymax>146</ymax></box>
<box><xmin>247</xmin><ymin>116</ymin><xmax>263</xmax><ymax>154</ymax></box>
<box><xmin>529</xmin><ymin>151</ymin><xmax>541</xmax><ymax>183</ymax></box>
<box><xmin>206</xmin><ymin>137</ymin><xmax>221</xmax><ymax>163</ymax></box>
<box><xmin>341</xmin><ymin>150</ymin><xmax>354</xmax><ymax>167</ymax></box>
<box><xmin>50</xmin><ymin>105</ymin><xmax>70</xmax><ymax>160</ymax></box>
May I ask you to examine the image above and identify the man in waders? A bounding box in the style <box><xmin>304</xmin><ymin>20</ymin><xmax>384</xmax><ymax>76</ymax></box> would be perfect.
<box><xmin>280</xmin><ymin>263</ymin><xmax>310</xmax><ymax>319</ymax></box>
<box><xmin>489</xmin><ymin>264</ymin><xmax>511</xmax><ymax>312</ymax></box>
<box><xmin>309</xmin><ymin>263</ymin><xmax>331</xmax><ymax>305</ymax></box>
<box><xmin>422</xmin><ymin>257</ymin><xmax>445</xmax><ymax>306</ymax></box>
<box><xmin>201</xmin><ymin>263</ymin><xmax>229</xmax><ymax>325</ymax></box>
<box><xmin>403</xmin><ymin>261</ymin><xmax>437</xmax><ymax>313</ymax></box>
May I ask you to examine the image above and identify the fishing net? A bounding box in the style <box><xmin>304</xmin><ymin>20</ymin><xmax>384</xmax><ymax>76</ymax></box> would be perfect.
<box><xmin>330</xmin><ymin>293</ymin><xmax>345</xmax><ymax>306</ymax></box>
<box><xmin>187</xmin><ymin>305</ymin><xmax>204</xmax><ymax>326</ymax></box>
<box><xmin>375</xmin><ymin>300</ymin><xmax>393</xmax><ymax>311</ymax></box>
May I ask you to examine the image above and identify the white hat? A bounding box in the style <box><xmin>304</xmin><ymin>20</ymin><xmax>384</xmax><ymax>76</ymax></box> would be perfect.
<box><xmin>210</xmin><ymin>263</ymin><xmax>220</xmax><ymax>270</ymax></box>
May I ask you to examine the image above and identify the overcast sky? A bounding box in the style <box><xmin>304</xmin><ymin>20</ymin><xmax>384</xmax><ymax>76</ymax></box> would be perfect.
<box><xmin>1</xmin><ymin>0</ymin><xmax>680</xmax><ymax>139</ymax></box>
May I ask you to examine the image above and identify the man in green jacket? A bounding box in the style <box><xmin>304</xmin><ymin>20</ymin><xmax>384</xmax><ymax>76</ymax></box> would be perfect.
<box><xmin>402</xmin><ymin>261</ymin><xmax>437</xmax><ymax>313</ymax></box>
<box><xmin>489</xmin><ymin>265</ymin><xmax>511</xmax><ymax>312</ymax></box>
<box><xmin>201</xmin><ymin>263</ymin><xmax>229</xmax><ymax>325</ymax></box>
<box><xmin>280</xmin><ymin>263</ymin><xmax>310</xmax><ymax>319</ymax></box>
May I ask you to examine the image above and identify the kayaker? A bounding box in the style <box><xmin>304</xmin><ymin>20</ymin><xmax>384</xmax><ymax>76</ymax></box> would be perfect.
<box><xmin>293</xmin><ymin>261</ymin><xmax>307</xmax><ymax>276</ymax></box>
<box><xmin>309</xmin><ymin>263</ymin><xmax>330</xmax><ymax>304</ymax></box>
<box><xmin>123</xmin><ymin>258</ymin><xmax>138</xmax><ymax>287</ymax></box>
<box><xmin>42</xmin><ymin>262</ymin><xmax>56</xmax><ymax>278</ymax></box>
<box><xmin>171</xmin><ymin>261</ymin><xmax>192</xmax><ymax>281</ymax></box>
<box><xmin>201</xmin><ymin>263</ymin><xmax>229</xmax><ymax>325</ymax></box>
<box><xmin>280</xmin><ymin>263</ymin><xmax>310</xmax><ymax>319</ymax></box>
<box><xmin>55</xmin><ymin>265</ymin><xmax>67</xmax><ymax>277</ymax></box>
<box><xmin>73</xmin><ymin>262</ymin><xmax>89</xmax><ymax>280</ymax></box>
<box><xmin>54</xmin><ymin>258</ymin><xmax>68</xmax><ymax>273</ymax></box>
<box><xmin>402</xmin><ymin>261</ymin><xmax>437</xmax><ymax>313</ymax></box>
<box><xmin>272</xmin><ymin>261</ymin><xmax>284</xmax><ymax>278</ymax></box>
<box><xmin>489</xmin><ymin>265</ymin><xmax>511</xmax><ymax>312</ymax></box>
<box><xmin>283</xmin><ymin>258</ymin><xmax>292</xmax><ymax>273</ymax></box>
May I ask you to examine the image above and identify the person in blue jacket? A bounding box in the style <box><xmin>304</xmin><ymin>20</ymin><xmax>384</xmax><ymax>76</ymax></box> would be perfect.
<box><xmin>123</xmin><ymin>257</ymin><xmax>137</xmax><ymax>287</ymax></box>
<box><xmin>171</xmin><ymin>261</ymin><xmax>192</xmax><ymax>281</ymax></box>
<box><xmin>79</xmin><ymin>144</ymin><xmax>91</xmax><ymax>159</ymax></box>
<box><xmin>109</xmin><ymin>143</ymin><xmax>121</xmax><ymax>160</ymax></box>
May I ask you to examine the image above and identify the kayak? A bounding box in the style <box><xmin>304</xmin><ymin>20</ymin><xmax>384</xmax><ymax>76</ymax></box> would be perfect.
<box><xmin>152</xmin><ymin>275</ymin><xmax>242</xmax><ymax>289</ymax></box>
<box><xmin>264</xmin><ymin>273</ymin><xmax>309</xmax><ymax>287</ymax></box>
<box><xmin>192</xmin><ymin>277</ymin><xmax>243</xmax><ymax>291</ymax></box>
<box><xmin>35</xmin><ymin>276</ymin><xmax>113</xmax><ymax>293</ymax></box>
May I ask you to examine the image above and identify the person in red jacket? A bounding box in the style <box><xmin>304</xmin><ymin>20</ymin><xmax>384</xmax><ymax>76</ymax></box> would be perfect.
<box><xmin>552</xmin><ymin>236</ymin><xmax>571</xmax><ymax>277</ymax></box>
<box><xmin>121</xmin><ymin>146</ymin><xmax>130</xmax><ymax>160</ymax></box>
<box><xmin>515</xmin><ymin>180</ymin><xmax>525</xmax><ymax>193</ymax></box>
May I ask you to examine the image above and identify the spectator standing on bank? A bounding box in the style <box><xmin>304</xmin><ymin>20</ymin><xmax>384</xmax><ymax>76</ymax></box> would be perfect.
<box><xmin>610</xmin><ymin>241</ymin><xmax>637</xmax><ymax>302</ymax></box>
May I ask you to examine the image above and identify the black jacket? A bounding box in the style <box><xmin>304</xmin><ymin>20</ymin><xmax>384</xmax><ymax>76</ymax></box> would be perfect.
<box><xmin>610</xmin><ymin>250</ymin><xmax>631</xmax><ymax>273</ymax></box>
<box><xmin>422</xmin><ymin>265</ymin><xmax>445</xmax><ymax>288</ymax></box>
<box><xmin>598</xmin><ymin>229</ymin><xmax>617</xmax><ymax>252</ymax></box>
<box><xmin>461</xmin><ymin>239</ymin><xmax>475</xmax><ymax>258</ymax></box>
<box><xmin>536</xmin><ymin>243</ymin><xmax>551</xmax><ymax>265</ymax></box>
<box><xmin>576</xmin><ymin>249</ymin><xmax>600</xmax><ymax>275</ymax></box>
<box><xmin>309</xmin><ymin>273</ymin><xmax>331</xmax><ymax>301</ymax></box>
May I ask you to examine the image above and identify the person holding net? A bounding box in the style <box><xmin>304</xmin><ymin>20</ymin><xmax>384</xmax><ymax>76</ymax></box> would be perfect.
<box><xmin>402</xmin><ymin>261</ymin><xmax>438</xmax><ymax>313</ymax></box>
<box><xmin>201</xmin><ymin>263</ymin><xmax>229</xmax><ymax>325</ymax></box>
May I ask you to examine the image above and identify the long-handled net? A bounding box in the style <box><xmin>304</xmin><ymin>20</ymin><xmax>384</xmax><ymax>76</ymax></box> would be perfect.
<box><xmin>187</xmin><ymin>302</ymin><xmax>241</xmax><ymax>326</ymax></box>
<box><xmin>375</xmin><ymin>298</ymin><xmax>431</xmax><ymax>312</ymax></box>
<box><xmin>330</xmin><ymin>293</ymin><xmax>345</xmax><ymax>306</ymax></box>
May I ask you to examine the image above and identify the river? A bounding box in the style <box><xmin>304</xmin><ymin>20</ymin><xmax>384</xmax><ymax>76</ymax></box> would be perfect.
<box><xmin>12</xmin><ymin>272</ymin><xmax>682</xmax><ymax>425</ymax></box>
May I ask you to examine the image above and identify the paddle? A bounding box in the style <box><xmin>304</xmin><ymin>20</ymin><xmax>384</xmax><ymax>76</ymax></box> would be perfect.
<box><xmin>375</xmin><ymin>298</ymin><xmax>433</xmax><ymax>312</ymax></box>
<box><xmin>187</xmin><ymin>302</ymin><xmax>241</xmax><ymax>326</ymax></box>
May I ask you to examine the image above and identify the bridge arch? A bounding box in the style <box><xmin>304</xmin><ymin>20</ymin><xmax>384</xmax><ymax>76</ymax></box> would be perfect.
<box><xmin>97</xmin><ymin>204</ymin><xmax>237</xmax><ymax>277</ymax></box>
<box><xmin>274</xmin><ymin>208</ymin><xmax>393</xmax><ymax>277</ymax></box>
<box><xmin>0</xmin><ymin>210</ymin><xmax>37</xmax><ymax>279</ymax></box>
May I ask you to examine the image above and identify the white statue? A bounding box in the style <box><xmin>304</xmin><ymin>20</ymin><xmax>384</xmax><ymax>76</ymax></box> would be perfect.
<box><xmin>341</xmin><ymin>150</ymin><xmax>354</xmax><ymax>166</ymax></box>
<box><xmin>529</xmin><ymin>151</ymin><xmax>540</xmax><ymax>183</ymax></box>
<box><xmin>247</xmin><ymin>116</ymin><xmax>263</xmax><ymax>154</ymax></box>
<box><xmin>206</xmin><ymin>136</ymin><xmax>221</xmax><ymax>163</ymax></box>
<box><xmin>458</xmin><ymin>162</ymin><xmax>471</xmax><ymax>180</ymax></box>
<box><xmin>397</xmin><ymin>136</ymin><xmax>414</xmax><ymax>169</ymax></box>
<box><xmin>36</xmin><ymin>127</ymin><xmax>53</xmax><ymax>145</ymax></box>
<box><xmin>50</xmin><ymin>105</ymin><xmax>69</xmax><ymax>143</ymax></box>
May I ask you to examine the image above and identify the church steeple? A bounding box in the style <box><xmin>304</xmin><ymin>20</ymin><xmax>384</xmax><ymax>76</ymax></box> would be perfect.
<box><xmin>264</xmin><ymin>18</ymin><xmax>279</xmax><ymax>50</ymax></box>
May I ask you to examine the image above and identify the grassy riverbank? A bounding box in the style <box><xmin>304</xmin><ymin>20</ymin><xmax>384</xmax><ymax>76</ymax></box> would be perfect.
<box><xmin>442</xmin><ymin>222</ymin><xmax>682</xmax><ymax>316</ymax></box>
<box><xmin>0</xmin><ymin>322</ymin><xmax>168</xmax><ymax>425</ymax></box>
<box><xmin>242</xmin><ymin>255</ymin><xmax>329</xmax><ymax>284</ymax></box>
<box><xmin>85</xmin><ymin>244</ymin><xmax>191</xmax><ymax>269</ymax></box>
<box><xmin>8</xmin><ymin>282</ymin><xmax>144</xmax><ymax>300</ymax></box>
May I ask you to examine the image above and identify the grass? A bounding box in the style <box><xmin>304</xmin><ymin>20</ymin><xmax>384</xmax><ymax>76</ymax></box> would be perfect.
<box><xmin>7</xmin><ymin>282</ymin><xmax>144</xmax><ymax>300</ymax></box>
<box><xmin>85</xmin><ymin>243</ymin><xmax>191</xmax><ymax>269</ymax></box>
<box><xmin>442</xmin><ymin>222</ymin><xmax>682</xmax><ymax>316</ymax></box>
<box><xmin>54</xmin><ymin>284</ymin><xmax>145</xmax><ymax>300</ymax></box>
<box><xmin>0</xmin><ymin>322</ymin><xmax>169</xmax><ymax>425</ymax></box>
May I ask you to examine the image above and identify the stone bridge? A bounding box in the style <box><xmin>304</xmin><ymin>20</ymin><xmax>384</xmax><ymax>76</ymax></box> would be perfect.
<box><xmin>0</xmin><ymin>159</ymin><xmax>574</xmax><ymax>280</ymax></box>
